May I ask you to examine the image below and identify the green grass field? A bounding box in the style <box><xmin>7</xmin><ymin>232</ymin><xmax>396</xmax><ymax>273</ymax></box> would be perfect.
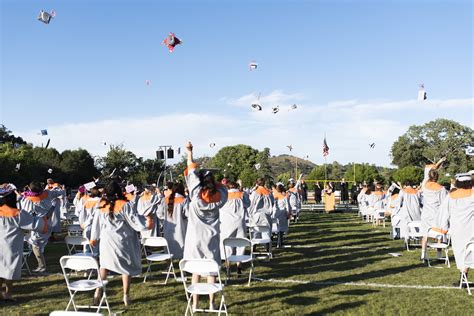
<box><xmin>2</xmin><ymin>209</ymin><xmax>473</xmax><ymax>315</ymax></box>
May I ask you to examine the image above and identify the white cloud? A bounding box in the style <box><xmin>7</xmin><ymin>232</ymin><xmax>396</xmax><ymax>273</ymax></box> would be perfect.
<box><xmin>17</xmin><ymin>92</ymin><xmax>474</xmax><ymax>168</ymax></box>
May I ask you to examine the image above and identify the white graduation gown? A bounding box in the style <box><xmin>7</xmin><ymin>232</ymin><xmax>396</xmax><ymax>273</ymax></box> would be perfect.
<box><xmin>0</xmin><ymin>205</ymin><xmax>47</xmax><ymax>280</ymax></box>
<box><xmin>219</xmin><ymin>189</ymin><xmax>248</xmax><ymax>259</ymax></box>
<box><xmin>90</xmin><ymin>200</ymin><xmax>149</xmax><ymax>275</ymax></box>
<box><xmin>163</xmin><ymin>194</ymin><xmax>189</xmax><ymax>259</ymax></box>
<box><xmin>137</xmin><ymin>192</ymin><xmax>161</xmax><ymax>239</ymax></box>
<box><xmin>420</xmin><ymin>181</ymin><xmax>448</xmax><ymax>235</ymax></box>
<box><xmin>248</xmin><ymin>186</ymin><xmax>274</xmax><ymax>228</ymax></box>
<box><xmin>437</xmin><ymin>189</ymin><xmax>474</xmax><ymax>270</ymax></box>
<box><xmin>183</xmin><ymin>164</ymin><xmax>228</xmax><ymax>263</ymax></box>
<box><xmin>398</xmin><ymin>188</ymin><xmax>422</xmax><ymax>238</ymax></box>
<box><xmin>273</xmin><ymin>190</ymin><xmax>290</xmax><ymax>233</ymax></box>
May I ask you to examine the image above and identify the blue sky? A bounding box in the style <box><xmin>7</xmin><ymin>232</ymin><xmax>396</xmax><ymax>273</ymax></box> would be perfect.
<box><xmin>1</xmin><ymin>0</ymin><xmax>472</xmax><ymax>166</ymax></box>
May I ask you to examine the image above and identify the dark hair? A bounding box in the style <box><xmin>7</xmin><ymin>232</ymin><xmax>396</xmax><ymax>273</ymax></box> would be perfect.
<box><xmin>198</xmin><ymin>170</ymin><xmax>217</xmax><ymax>195</ymax></box>
<box><xmin>392</xmin><ymin>187</ymin><xmax>400</xmax><ymax>195</ymax></box>
<box><xmin>276</xmin><ymin>183</ymin><xmax>286</xmax><ymax>193</ymax></box>
<box><xmin>404</xmin><ymin>180</ymin><xmax>413</xmax><ymax>187</ymax></box>
<box><xmin>256</xmin><ymin>178</ymin><xmax>265</xmax><ymax>187</ymax></box>
<box><xmin>428</xmin><ymin>169</ymin><xmax>439</xmax><ymax>182</ymax></box>
<box><xmin>168</xmin><ymin>182</ymin><xmax>185</xmax><ymax>217</ymax></box>
<box><xmin>29</xmin><ymin>181</ymin><xmax>43</xmax><ymax>194</ymax></box>
<box><xmin>226</xmin><ymin>181</ymin><xmax>238</xmax><ymax>190</ymax></box>
<box><xmin>455</xmin><ymin>179</ymin><xmax>472</xmax><ymax>190</ymax></box>
<box><xmin>89</xmin><ymin>187</ymin><xmax>100</xmax><ymax>198</ymax></box>
<box><xmin>0</xmin><ymin>191</ymin><xmax>16</xmax><ymax>208</ymax></box>
<box><xmin>104</xmin><ymin>181</ymin><xmax>126</xmax><ymax>220</ymax></box>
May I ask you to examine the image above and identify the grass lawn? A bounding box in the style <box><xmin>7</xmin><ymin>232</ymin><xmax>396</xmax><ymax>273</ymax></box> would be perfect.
<box><xmin>2</xmin><ymin>208</ymin><xmax>473</xmax><ymax>315</ymax></box>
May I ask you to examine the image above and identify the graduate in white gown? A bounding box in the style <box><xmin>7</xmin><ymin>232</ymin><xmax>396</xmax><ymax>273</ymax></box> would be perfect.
<box><xmin>163</xmin><ymin>182</ymin><xmax>189</xmax><ymax>259</ymax></box>
<box><xmin>183</xmin><ymin>142</ymin><xmax>228</xmax><ymax>311</ymax></box>
<box><xmin>248</xmin><ymin>178</ymin><xmax>274</xmax><ymax>238</ymax></box>
<box><xmin>77</xmin><ymin>186</ymin><xmax>101</xmax><ymax>249</ymax></box>
<box><xmin>137</xmin><ymin>185</ymin><xmax>161</xmax><ymax>239</ymax></box>
<box><xmin>287</xmin><ymin>175</ymin><xmax>303</xmax><ymax>222</ymax></box>
<box><xmin>437</xmin><ymin>174</ymin><xmax>474</xmax><ymax>277</ymax></box>
<box><xmin>220</xmin><ymin>180</ymin><xmax>249</xmax><ymax>269</ymax></box>
<box><xmin>45</xmin><ymin>178</ymin><xmax>65</xmax><ymax>237</ymax></box>
<box><xmin>20</xmin><ymin>181</ymin><xmax>65</xmax><ymax>273</ymax></box>
<box><xmin>420</xmin><ymin>168</ymin><xmax>448</xmax><ymax>260</ymax></box>
<box><xmin>90</xmin><ymin>181</ymin><xmax>151</xmax><ymax>306</ymax></box>
<box><xmin>0</xmin><ymin>184</ymin><xmax>48</xmax><ymax>301</ymax></box>
<box><xmin>398</xmin><ymin>182</ymin><xmax>422</xmax><ymax>239</ymax></box>
<box><xmin>273</xmin><ymin>182</ymin><xmax>291</xmax><ymax>248</ymax></box>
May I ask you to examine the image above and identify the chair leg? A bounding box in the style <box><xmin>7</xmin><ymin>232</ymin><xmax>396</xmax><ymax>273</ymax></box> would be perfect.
<box><xmin>164</xmin><ymin>260</ymin><xmax>173</xmax><ymax>284</ymax></box>
<box><xmin>170</xmin><ymin>260</ymin><xmax>178</xmax><ymax>281</ymax></box>
<box><xmin>248</xmin><ymin>262</ymin><xmax>254</xmax><ymax>286</ymax></box>
<box><xmin>185</xmin><ymin>295</ymin><xmax>193</xmax><ymax>316</ymax></box>
<box><xmin>143</xmin><ymin>260</ymin><xmax>152</xmax><ymax>283</ymax></box>
<box><xmin>445</xmin><ymin>249</ymin><xmax>450</xmax><ymax>268</ymax></box>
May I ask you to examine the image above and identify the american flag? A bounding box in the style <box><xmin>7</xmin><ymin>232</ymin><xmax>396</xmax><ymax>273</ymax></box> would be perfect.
<box><xmin>323</xmin><ymin>137</ymin><xmax>329</xmax><ymax>157</ymax></box>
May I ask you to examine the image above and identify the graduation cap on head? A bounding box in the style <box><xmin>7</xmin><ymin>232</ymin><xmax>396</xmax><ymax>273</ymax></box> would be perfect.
<box><xmin>455</xmin><ymin>173</ymin><xmax>472</xmax><ymax>182</ymax></box>
<box><xmin>40</xmin><ymin>129</ymin><xmax>48</xmax><ymax>136</ymax></box>
<box><xmin>125</xmin><ymin>184</ymin><xmax>136</xmax><ymax>193</ymax></box>
<box><xmin>84</xmin><ymin>181</ymin><xmax>96</xmax><ymax>191</ymax></box>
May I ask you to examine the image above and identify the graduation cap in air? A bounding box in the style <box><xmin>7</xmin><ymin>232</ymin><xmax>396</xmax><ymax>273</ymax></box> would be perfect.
<box><xmin>418</xmin><ymin>84</ymin><xmax>427</xmax><ymax>101</ymax></box>
<box><xmin>145</xmin><ymin>80</ymin><xmax>151</xmax><ymax>86</ymax></box>
<box><xmin>40</xmin><ymin>129</ymin><xmax>48</xmax><ymax>136</ymax></box>
<box><xmin>254</xmin><ymin>163</ymin><xmax>261</xmax><ymax>170</ymax></box>
<box><xmin>38</xmin><ymin>10</ymin><xmax>55</xmax><ymax>24</ymax></box>
<box><xmin>466</xmin><ymin>146</ymin><xmax>474</xmax><ymax>156</ymax></box>
<box><xmin>47</xmin><ymin>168</ymin><xmax>53</xmax><ymax>174</ymax></box>
<box><xmin>162</xmin><ymin>32</ymin><xmax>182</xmax><ymax>53</ymax></box>
<box><xmin>15</xmin><ymin>163</ymin><xmax>21</xmax><ymax>171</ymax></box>
<box><xmin>209</xmin><ymin>143</ymin><xmax>216</xmax><ymax>148</ymax></box>
<box><xmin>249</xmin><ymin>61</ymin><xmax>258</xmax><ymax>70</ymax></box>
<box><xmin>108</xmin><ymin>168</ymin><xmax>117</xmax><ymax>178</ymax></box>
<box><xmin>287</xmin><ymin>145</ymin><xmax>293</xmax><ymax>151</ymax></box>
<box><xmin>369</xmin><ymin>143</ymin><xmax>375</xmax><ymax>149</ymax></box>
<box><xmin>123</xmin><ymin>166</ymin><xmax>130</xmax><ymax>173</ymax></box>
<box><xmin>290</xmin><ymin>104</ymin><xmax>297</xmax><ymax>110</ymax></box>
<box><xmin>44</xmin><ymin>139</ymin><xmax>51</xmax><ymax>149</ymax></box>
<box><xmin>251</xmin><ymin>103</ymin><xmax>262</xmax><ymax>111</ymax></box>
<box><xmin>272</xmin><ymin>106</ymin><xmax>279</xmax><ymax>114</ymax></box>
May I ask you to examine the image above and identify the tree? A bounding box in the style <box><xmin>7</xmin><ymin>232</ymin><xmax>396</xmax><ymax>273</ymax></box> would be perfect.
<box><xmin>0</xmin><ymin>125</ymin><xmax>27</xmax><ymax>145</ymax></box>
<box><xmin>392</xmin><ymin>166</ymin><xmax>423</xmax><ymax>185</ymax></box>
<box><xmin>344</xmin><ymin>163</ymin><xmax>381</xmax><ymax>184</ymax></box>
<box><xmin>59</xmin><ymin>149</ymin><xmax>100</xmax><ymax>187</ymax></box>
<box><xmin>210</xmin><ymin>145</ymin><xmax>259</xmax><ymax>181</ymax></box>
<box><xmin>391</xmin><ymin>119</ymin><xmax>474</xmax><ymax>176</ymax></box>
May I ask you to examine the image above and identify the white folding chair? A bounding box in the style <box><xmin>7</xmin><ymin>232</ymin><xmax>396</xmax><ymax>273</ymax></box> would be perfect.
<box><xmin>405</xmin><ymin>221</ymin><xmax>423</xmax><ymax>251</ymax></box>
<box><xmin>50</xmin><ymin>311</ymin><xmax>104</xmax><ymax>316</ymax></box>
<box><xmin>372</xmin><ymin>209</ymin><xmax>386</xmax><ymax>227</ymax></box>
<box><xmin>22</xmin><ymin>236</ymin><xmax>32</xmax><ymax>275</ymax></box>
<box><xmin>426</xmin><ymin>229</ymin><xmax>451</xmax><ymax>268</ymax></box>
<box><xmin>67</xmin><ymin>224</ymin><xmax>83</xmax><ymax>237</ymax></box>
<box><xmin>142</xmin><ymin>237</ymin><xmax>176</xmax><ymax>284</ymax></box>
<box><xmin>65</xmin><ymin>236</ymin><xmax>92</xmax><ymax>257</ymax></box>
<box><xmin>179</xmin><ymin>259</ymin><xmax>228</xmax><ymax>315</ymax></box>
<box><xmin>390</xmin><ymin>215</ymin><xmax>401</xmax><ymax>239</ymax></box>
<box><xmin>249</xmin><ymin>226</ymin><xmax>272</xmax><ymax>260</ymax></box>
<box><xmin>223</xmin><ymin>237</ymin><xmax>254</xmax><ymax>286</ymax></box>
<box><xmin>460</xmin><ymin>241</ymin><xmax>474</xmax><ymax>295</ymax></box>
<box><xmin>59</xmin><ymin>256</ymin><xmax>110</xmax><ymax>314</ymax></box>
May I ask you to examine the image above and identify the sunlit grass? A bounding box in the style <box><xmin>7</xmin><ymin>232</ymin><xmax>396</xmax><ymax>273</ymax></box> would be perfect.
<box><xmin>2</xmin><ymin>210</ymin><xmax>473</xmax><ymax>315</ymax></box>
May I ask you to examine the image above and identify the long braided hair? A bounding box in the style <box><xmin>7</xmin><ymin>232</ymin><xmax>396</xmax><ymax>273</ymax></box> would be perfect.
<box><xmin>104</xmin><ymin>181</ymin><xmax>126</xmax><ymax>220</ymax></box>
<box><xmin>167</xmin><ymin>182</ymin><xmax>185</xmax><ymax>217</ymax></box>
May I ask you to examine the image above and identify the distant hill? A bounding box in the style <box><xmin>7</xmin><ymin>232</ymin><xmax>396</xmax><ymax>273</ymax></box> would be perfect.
<box><xmin>269</xmin><ymin>154</ymin><xmax>316</xmax><ymax>177</ymax></box>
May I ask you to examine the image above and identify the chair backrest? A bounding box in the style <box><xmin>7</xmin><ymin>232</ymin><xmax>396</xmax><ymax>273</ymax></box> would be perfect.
<box><xmin>143</xmin><ymin>237</ymin><xmax>168</xmax><ymax>248</ymax></box>
<box><xmin>223</xmin><ymin>237</ymin><xmax>251</xmax><ymax>249</ymax></box>
<box><xmin>65</xmin><ymin>236</ymin><xmax>89</xmax><ymax>246</ymax></box>
<box><xmin>251</xmin><ymin>226</ymin><xmax>270</xmax><ymax>234</ymax></box>
<box><xmin>179</xmin><ymin>259</ymin><xmax>220</xmax><ymax>275</ymax></box>
<box><xmin>60</xmin><ymin>255</ymin><xmax>98</xmax><ymax>271</ymax></box>
<box><xmin>67</xmin><ymin>224</ymin><xmax>82</xmax><ymax>235</ymax></box>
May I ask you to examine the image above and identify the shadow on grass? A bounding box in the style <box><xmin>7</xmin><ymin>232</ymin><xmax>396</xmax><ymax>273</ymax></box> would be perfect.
<box><xmin>309</xmin><ymin>301</ymin><xmax>367</xmax><ymax>315</ymax></box>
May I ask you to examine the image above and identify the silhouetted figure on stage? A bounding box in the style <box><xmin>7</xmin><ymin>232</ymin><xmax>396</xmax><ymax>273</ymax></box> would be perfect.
<box><xmin>314</xmin><ymin>182</ymin><xmax>322</xmax><ymax>204</ymax></box>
